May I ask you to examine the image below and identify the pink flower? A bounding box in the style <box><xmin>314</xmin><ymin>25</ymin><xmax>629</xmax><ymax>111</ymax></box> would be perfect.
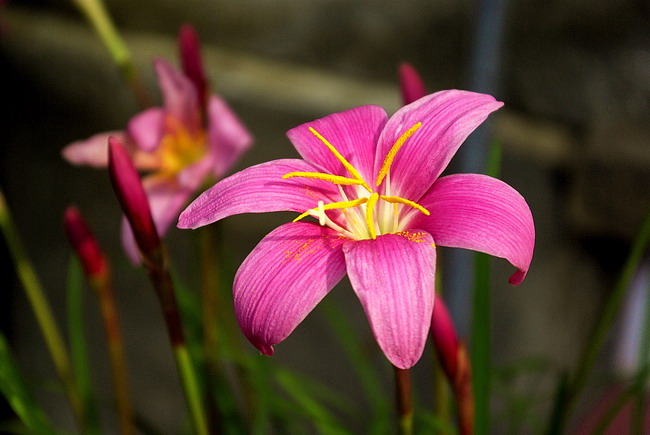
<box><xmin>62</xmin><ymin>25</ymin><xmax>252</xmax><ymax>262</ymax></box>
<box><xmin>178</xmin><ymin>90</ymin><xmax>535</xmax><ymax>369</ymax></box>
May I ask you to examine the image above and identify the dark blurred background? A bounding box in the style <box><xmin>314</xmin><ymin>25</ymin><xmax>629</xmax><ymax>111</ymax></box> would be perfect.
<box><xmin>1</xmin><ymin>0</ymin><xmax>649</xmax><ymax>432</ymax></box>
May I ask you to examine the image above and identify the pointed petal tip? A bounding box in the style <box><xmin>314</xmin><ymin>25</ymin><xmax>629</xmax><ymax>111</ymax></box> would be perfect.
<box><xmin>509</xmin><ymin>269</ymin><xmax>527</xmax><ymax>286</ymax></box>
<box><xmin>259</xmin><ymin>344</ymin><xmax>275</xmax><ymax>356</ymax></box>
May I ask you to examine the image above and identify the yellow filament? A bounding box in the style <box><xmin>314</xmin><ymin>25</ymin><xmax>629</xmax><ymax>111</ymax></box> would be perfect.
<box><xmin>309</xmin><ymin>127</ymin><xmax>371</xmax><ymax>191</ymax></box>
<box><xmin>365</xmin><ymin>193</ymin><xmax>379</xmax><ymax>239</ymax></box>
<box><xmin>376</xmin><ymin>122</ymin><xmax>423</xmax><ymax>186</ymax></box>
<box><xmin>380</xmin><ymin>195</ymin><xmax>430</xmax><ymax>215</ymax></box>
<box><xmin>293</xmin><ymin>197</ymin><xmax>369</xmax><ymax>222</ymax></box>
<box><xmin>283</xmin><ymin>172</ymin><xmax>366</xmax><ymax>186</ymax></box>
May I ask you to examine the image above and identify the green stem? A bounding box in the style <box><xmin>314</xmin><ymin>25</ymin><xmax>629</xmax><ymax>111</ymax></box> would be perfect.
<box><xmin>394</xmin><ymin>366</ymin><xmax>413</xmax><ymax>435</ymax></box>
<box><xmin>174</xmin><ymin>344</ymin><xmax>209</xmax><ymax>435</ymax></box>
<box><xmin>146</xmin><ymin>248</ymin><xmax>209</xmax><ymax>435</ymax></box>
<box><xmin>471</xmin><ymin>252</ymin><xmax>490</xmax><ymax>435</ymax></box>
<box><xmin>0</xmin><ymin>189</ymin><xmax>85</xmax><ymax>430</ymax></box>
<box><xmin>92</xmin><ymin>275</ymin><xmax>135</xmax><ymax>435</ymax></box>
<box><xmin>70</xmin><ymin>0</ymin><xmax>151</xmax><ymax>108</ymax></box>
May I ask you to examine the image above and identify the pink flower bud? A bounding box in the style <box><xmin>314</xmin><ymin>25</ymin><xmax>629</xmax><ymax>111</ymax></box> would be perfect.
<box><xmin>398</xmin><ymin>63</ymin><xmax>427</xmax><ymax>106</ymax></box>
<box><xmin>430</xmin><ymin>293</ymin><xmax>474</xmax><ymax>435</ymax></box>
<box><xmin>64</xmin><ymin>206</ymin><xmax>108</xmax><ymax>278</ymax></box>
<box><xmin>107</xmin><ymin>136</ymin><xmax>160</xmax><ymax>259</ymax></box>
<box><xmin>178</xmin><ymin>24</ymin><xmax>208</xmax><ymax>104</ymax></box>
<box><xmin>431</xmin><ymin>293</ymin><xmax>460</xmax><ymax>382</ymax></box>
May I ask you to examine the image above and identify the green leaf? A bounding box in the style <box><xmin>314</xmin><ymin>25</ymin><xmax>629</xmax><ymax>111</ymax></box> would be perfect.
<box><xmin>274</xmin><ymin>368</ymin><xmax>349</xmax><ymax>435</ymax></box>
<box><xmin>320</xmin><ymin>299</ymin><xmax>390</xmax><ymax>434</ymax></box>
<box><xmin>471</xmin><ymin>140</ymin><xmax>502</xmax><ymax>435</ymax></box>
<box><xmin>0</xmin><ymin>332</ymin><xmax>59</xmax><ymax>434</ymax></box>
<box><xmin>66</xmin><ymin>256</ymin><xmax>101</xmax><ymax>435</ymax></box>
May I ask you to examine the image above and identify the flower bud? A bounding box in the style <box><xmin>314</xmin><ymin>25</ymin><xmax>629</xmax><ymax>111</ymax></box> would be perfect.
<box><xmin>64</xmin><ymin>206</ymin><xmax>108</xmax><ymax>279</ymax></box>
<box><xmin>399</xmin><ymin>63</ymin><xmax>427</xmax><ymax>106</ymax></box>
<box><xmin>107</xmin><ymin>136</ymin><xmax>160</xmax><ymax>260</ymax></box>
<box><xmin>178</xmin><ymin>24</ymin><xmax>208</xmax><ymax>104</ymax></box>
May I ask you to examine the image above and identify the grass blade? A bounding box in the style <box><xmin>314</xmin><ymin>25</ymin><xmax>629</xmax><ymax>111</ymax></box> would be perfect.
<box><xmin>0</xmin><ymin>332</ymin><xmax>59</xmax><ymax>434</ymax></box>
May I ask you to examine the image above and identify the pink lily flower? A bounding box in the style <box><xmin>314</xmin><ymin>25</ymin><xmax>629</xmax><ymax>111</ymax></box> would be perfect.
<box><xmin>62</xmin><ymin>25</ymin><xmax>252</xmax><ymax>262</ymax></box>
<box><xmin>178</xmin><ymin>90</ymin><xmax>535</xmax><ymax>369</ymax></box>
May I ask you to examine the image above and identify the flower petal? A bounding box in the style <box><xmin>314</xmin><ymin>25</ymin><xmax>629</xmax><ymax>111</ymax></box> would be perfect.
<box><xmin>177</xmin><ymin>159</ymin><xmax>341</xmax><ymax>229</ymax></box>
<box><xmin>62</xmin><ymin>131</ymin><xmax>126</xmax><ymax>167</ymax></box>
<box><xmin>127</xmin><ymin>107</ymin><xmax>164</xmax><ymax>152</ymax></box>
<box><xmin>374</xmin><ymin>90</ymin><xmax>503</xmax><ymax>200</ymax></box>
<box><xmin>286</xmin><ymin>105</ymin><xmax>388</xmax><ymax>182</ymax></box>
<box><xmin>206</xmin><ymin>95</ymin><xmax>253</xmax><ymax>178</ymax></box>
<box><xmin>343</xmin><ymin>231</ymin><xmax>436</xmax><ymax>369</ymax></box>
<box><xmin>154</xmin><ymin>58</ymin><xmax>201</xmax><ymax>133</ymax></box>
<box><xmin>234</xmin><ymin>222</ymin><xmax>347</xmax><ymax>355</ymax></box>
<box><xmin>411</xmin><ymin>173</ymin><xmax>534</xmax><ymax>284</ymax></box>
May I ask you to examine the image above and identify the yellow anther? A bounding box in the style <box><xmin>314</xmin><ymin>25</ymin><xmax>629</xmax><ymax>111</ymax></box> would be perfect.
<box><xmin>292</xmin><ymin>197</ymin><xmax>369</xmax><ymax>223</ymax></box>
<box><xmin>376</xmin><ymin>122</ymin><xmax>423</xmax><ymax>186</ymax></box>
<box><xmin>283</xmin><ymin>172</ymin><xmax>366</xmax><ymax>186</ymax></box>
<box><xmin>365</xmin><ymin>193</ymin><xmax>379</xmax><ymax>239</ymax></box>
<box><xmin>380</xmin><ymin>195</ymin><xmax>430</xmax><ymax>216</ymax></box>
<box><xmin>309</xmin><ymin>127</ymin><xmax>371</xmax><ymax>191</ymax></box>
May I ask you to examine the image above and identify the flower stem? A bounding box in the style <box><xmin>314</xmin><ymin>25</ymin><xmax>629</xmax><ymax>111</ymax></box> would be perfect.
<box><xmin>92</xmin><ymin>275</ymin><xmax>135</xmax><ymax>435</ymax></box>
<box><xmin>146</xmin><ymin>249</ymin><xmax>209</xmax><ymax>435</ymax></box>
<box><xmin>393</xmin><ymin>366</ymin><xmax>413</xmax><ymax>435</ymax></box>
<box><xmin>0</xmin><ymin>189</ymin><xmax>85</xmax><ymax>430</ymax></box>
<box><xmin>200</xmin><ymin>226</ymin><xmax>226</xmax><ymax>431</ymax></box>
<box><xmin>70</xmin><ymin>0</ymin><xmax>151</xmax><ymax>108</ymax></box>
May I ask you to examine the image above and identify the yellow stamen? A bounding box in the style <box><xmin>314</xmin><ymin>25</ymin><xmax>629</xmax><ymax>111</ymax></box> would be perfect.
<box><xmin>376</xmin><ymin>122</ymin><xmax>423</xmax><ymax>186</ymax></box>
<box><xmin>380</xmin><ymin>195</ymin><xmax>430</xmax><ymax>216</ymax></box>
<box><xmin>365</xmin><ymin>193</ymin><xmax>379</xmax><ymax>239</ymax></box>
<box><xmin>283</xmin><ymin>172</ymin><xmax>366</xmax><ymax>186</ymax></box>
<box><xmin>292</xmin><ymin>197</ymin><xmax>369</xmax><ymax>222</ymax></box>
<box><xmin>309</xmin><ymin>127</ymin><xmax>371</xmax><ymax>191</ymax></box>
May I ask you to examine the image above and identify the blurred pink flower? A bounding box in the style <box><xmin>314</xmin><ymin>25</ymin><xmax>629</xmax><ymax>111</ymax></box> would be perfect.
<box><xmin>179</xmin><ymin>89</ymin><xmax>534</xmax><ymax>369</ymax></box>
<box><xmin>63</xmin><ymin>25</ymin><xmax>252</xmax><ymax>262</ymax></box>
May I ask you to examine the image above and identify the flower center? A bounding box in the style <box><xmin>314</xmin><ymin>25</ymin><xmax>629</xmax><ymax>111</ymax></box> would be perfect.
<box><xmin>157</xmin><ymin>116</ymin><xmax>207</xmax><ymax>176</ymax></box>
<box><xmin>283</xmin><ymin>123</ymin><xmax>429</xmax><ymax>240</ymax></box>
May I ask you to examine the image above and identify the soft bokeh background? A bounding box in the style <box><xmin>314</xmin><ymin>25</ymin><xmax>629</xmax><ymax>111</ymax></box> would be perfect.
<box><xmin>1</xmin><ymin>0</ymin><xmax>649</xmax><ymax>432</ymax></box>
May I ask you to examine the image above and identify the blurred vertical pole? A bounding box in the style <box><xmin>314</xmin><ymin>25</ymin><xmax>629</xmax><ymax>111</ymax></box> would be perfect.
<box><xmin>444</xmin><ymin>0</ymin><xmax>508</xmax><ymax>339</ymax></box>
<box><xmin>445</xmin><ymin>2</ymin><xmax>508</xmax><ymax>433</ymax></box>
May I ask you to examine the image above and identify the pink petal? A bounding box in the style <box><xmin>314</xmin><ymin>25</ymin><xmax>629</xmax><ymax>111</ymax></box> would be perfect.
<box><xmin>234</xmin><ymin>222</ymin><xmax>347</xmax><ymax>355</ymax></box>
<box><xmin>287</xmin><ymin>105</ymin><xmax>388</xmax><ymax>182</ymax></box>
<box><xmin>127</xmin><ymin>107</ymin><xmax>164</xmax><ymax>152</ymax></box>
<box><xmin>343</xmin><ymin>231</ymin><xmax>436</xmax><ymax>369</ymax></box>
<box><xmin>153</xmin><ymin>58</ymin><xmax>201</xmax><ymax>133</ymax></box>
<box><xmin>177</xmin><ymin>159</ymin><xmax>341</xmax><ymax>229</ymax></box>
<box><xmin>374</xmin><ymin>90</ymin><xmax>503</xmax><ymax>200</ymax></box>
<box><xmin>411</xmin><ymin>173</ymin><xmax>534</xmax><ymax>285</ymax></box>
<box><xmin>62</xmin><ymin>131</ymin><xmax>126</xmax><ymax>167</ymax></box>
<box><xmin>206</xmin><ymin>95</ymin><xmax>253</xmax><ymax>178</ymax></box>
<box><xmin>122</xmin><ymin>175</ymin><xmax>196</xmax><ymax>264</ymax></box>
<box><xmin>399</xmin><ymin>63</ymin><xmax>427</xmax><ymax>106</ymax></box>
